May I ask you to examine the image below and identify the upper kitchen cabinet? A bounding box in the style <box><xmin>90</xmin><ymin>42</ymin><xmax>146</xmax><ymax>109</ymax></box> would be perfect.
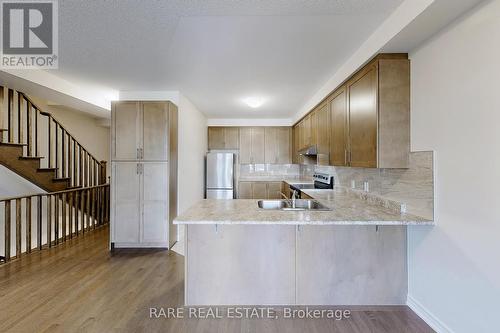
<box><xmin>265</xmin><ymin>127</ymin><xmax>292</xmax><ymax>164</ymax></box>
<box><xmin>112</xmin><ymin>101</ymin><xmax>141</xmax><ymax>160</ymax></box>
<box><xmin>329</xmin><ymin>86</ymin><xmax>348</xmax><ymax>167</ymax></box>
<box><xmin>347</xmin><ymin>56</ymin><xmax>410</xmax><ymax>168</ymax></box>
<box><xmin>208</xmin><ymin>127</ymin><xmax>239</xmax><ymax>150</ymax></box>
<box><xmin>302</xmin><ymin>114</ymin><xmax>312</xmax><ymax>147</ymax></box>
<box><xmin>239</xmin><ymin>127</ymin><xmax>265</xmax><ymax>164</ymax></box>
<box><xmin>112</xmin><ymin>101</ymin><xmax>173</xmax><ymax>161</ymax></box>
<box><xmin>314</xmin><ymin>102</ymin><xmax>329</xmax><ymax>165</ymax></box>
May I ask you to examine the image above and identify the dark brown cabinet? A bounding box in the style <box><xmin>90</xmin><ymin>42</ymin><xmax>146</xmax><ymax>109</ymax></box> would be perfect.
<box><xmin>292</xmin><ymin>54</ymin><xmax>410</xmax><ymax>169</ymax></box>
<box><xmin>329</xmin><ymin>87</ymin><xmax>348</xmax><ymax>166</ymax></box>
<box><xmin>347</xmin><ymin>65</ymin><xmax>378</xmax><ymax>168</ymax></box>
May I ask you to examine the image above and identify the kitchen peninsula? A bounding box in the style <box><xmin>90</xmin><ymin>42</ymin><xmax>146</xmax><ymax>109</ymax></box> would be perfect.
<box><xmin>174</xmin><ymin>184</ymin><xmax>432</xmax><ymax>306</ymax></box>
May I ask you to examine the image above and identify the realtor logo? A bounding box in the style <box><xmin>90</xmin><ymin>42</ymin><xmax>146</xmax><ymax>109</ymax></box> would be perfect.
<box><xmin>1</xmin><ymin>0</ymin><xmax>58</xmax><ymax>68</ymax></box>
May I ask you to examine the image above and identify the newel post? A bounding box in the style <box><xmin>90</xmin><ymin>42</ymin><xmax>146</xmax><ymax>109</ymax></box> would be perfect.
<box><xmin>100</xmin><ymin>161</ymin><xmax>107</xmax><ymax>184</ymax></box>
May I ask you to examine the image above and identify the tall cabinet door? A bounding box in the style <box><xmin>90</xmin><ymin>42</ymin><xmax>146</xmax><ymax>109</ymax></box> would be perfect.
<box><xmin>239</xmin><ymin>128</ymin><xmax>252</xmax><ymax>164</ymax></box>
<box><xmin>208</xmin><ymin>127</ymin><xmax>225</xmax><ymax>150</ymax></box>
<box><xmin>143</xmin><ymin>102</ymin><xmax>168</xmax><ymax>161</ymax></box>
<box><xmin>112</xmin><ymin>102</ymin><xmax>141</xmax><ymax>160</ymax></box>
<box><xmin>316</xmin><ymin>104</ymin><xmax>330</xmax><ymax>165</ymax></box>
<box><xmin>330</xmin><ymin>87</ymin><xmax>348</xmax><ymax>166</ymax></box>
<box><xmin>348</xmin><ymin>65</ymin><xmax>378</xmax><ymax>168</ymax></box>
<box><xmin>224</xmin><ymin>128</ymin><xmax>239</xmax><ymax>149</ymax></box>
<box><xmin>142</xmin><ymin>162</ymin><xmax>169</xmax><ymax>244</ymax></box>
<box><xmin>264</xmin><ymin>127</ymin><xmax>278</xmax><ymax>164</ymax></box>
<box><xmin>251</xmin><ymin>128</ymin><xmax>265</xmax><ymax>164</ymax></box>
<box><xmin>276</xmin><ymin>127</ymin><xmax>291</xmax><ymax>164</ymax></box>
<box><xmin>112</xmin><ymin>162</ymin><xmax>141</xmax><ymax>243</ymax></box>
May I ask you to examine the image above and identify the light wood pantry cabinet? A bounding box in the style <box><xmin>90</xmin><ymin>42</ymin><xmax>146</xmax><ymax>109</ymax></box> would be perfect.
<box><xmin>238</xmin><ymin>181</ymin><xmax>282</xmax><ymax>199</ymax></box>
<box><xmin>208</xmin><ymin>127</ymin><xmax>239</xmax><ymax>150</ymax></box>
<box><xmin>111</xmin><ymin>101</ymin><xmax>178</xmax><ymax>249</ymax></box>
<box><xmin>265</xmin><ymin>127</ymin><xmax>292</xmax><ymax>164</ymax></box>
<box><xmin>239</xmin><ymin>127</ymin><xmax>265</xmax><ymax>164</ymax></box>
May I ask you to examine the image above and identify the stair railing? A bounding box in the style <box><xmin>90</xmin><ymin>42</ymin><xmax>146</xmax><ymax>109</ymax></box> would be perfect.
<box><xmin>0</xmin><ymin>184</ymin><xmax>110</xmax><ymax>264</ymax></box>
<box><xmin>0</xmin><ymin>86</ymin><xmax>107</xmax><ymax>187</ymax></box>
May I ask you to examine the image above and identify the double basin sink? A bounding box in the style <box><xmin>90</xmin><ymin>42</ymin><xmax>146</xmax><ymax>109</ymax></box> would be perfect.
<box><xmin>258</xmin><ymin>199</ymin><xmax>331</xmax><ymax>211</ymax></box>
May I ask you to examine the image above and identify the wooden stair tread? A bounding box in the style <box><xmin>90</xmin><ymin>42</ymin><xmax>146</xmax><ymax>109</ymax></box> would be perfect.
<box><xmin>0</xmin><ymin>142</ymin><xmax>27</xmax><ymax>146</ymax></box>
<box><xmin>37</xmin><ymin>167</ymin><xmax>58</xmax><ymax>172</ymax></box>
<box><xmin>19</xmin><ymin>156</ymin><xmax>44</xmax><ymax>160</ymax></box>
<box><xmin>53</xmin><ymin>177</ymin><xmax>70</xmax><ymax>182</ymax></box>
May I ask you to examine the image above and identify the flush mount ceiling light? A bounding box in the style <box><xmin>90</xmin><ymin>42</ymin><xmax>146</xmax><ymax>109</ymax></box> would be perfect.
<box><xmin>242</xmin><ymin>96</ymin><xmax>266</xmax><ymax>108</ymax></box>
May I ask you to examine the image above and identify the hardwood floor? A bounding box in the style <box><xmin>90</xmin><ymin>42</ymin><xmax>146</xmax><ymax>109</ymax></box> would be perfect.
<box><xmin>0</xmin><ymin>226</ymin><xmax>434</xmax><ymax>333</ymax></box>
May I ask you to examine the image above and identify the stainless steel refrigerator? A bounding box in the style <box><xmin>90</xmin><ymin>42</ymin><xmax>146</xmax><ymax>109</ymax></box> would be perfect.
<box><xmin>206</xmin><ymin>152</ymin><xmax>234</xmax><ymax>199</ymax></box>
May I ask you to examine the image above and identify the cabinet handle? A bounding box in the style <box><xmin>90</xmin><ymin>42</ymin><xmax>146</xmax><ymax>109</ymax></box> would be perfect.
<box><xmin>344</xmin><ymin>150</ymin><xmax>347</xmax><ymax>165</ymax></box>
<box><xmin>137</xmin><ymin>163</ymin><xmax>140</xmax><ymax>174</ymax></box>
<box><xmin>140</xmin><ymin>148</ymin><xmax>144</xmax><ymax>159</ymax></box>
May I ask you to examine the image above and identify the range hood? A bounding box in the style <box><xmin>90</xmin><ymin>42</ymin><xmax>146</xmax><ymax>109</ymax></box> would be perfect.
<box><xmin>298</xmin><ymin>145</ymin><xmax>318</xmax><ymax>156</ymax></box>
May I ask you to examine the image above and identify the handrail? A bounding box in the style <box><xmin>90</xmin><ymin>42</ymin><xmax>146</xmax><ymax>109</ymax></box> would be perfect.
<box><xmin>0</xmin><ymin>183</ymin><xmax>109</xmax><ymax>203</ymax></box>
<box><xmin>21</xmin><ymin>92</ymin><xmax>102</xmax><ymax>165</ymax></box>
<box><xmin>0</xmin><ymin>86</ymin><xmax>107</xmax><ymax>188</ymax></box>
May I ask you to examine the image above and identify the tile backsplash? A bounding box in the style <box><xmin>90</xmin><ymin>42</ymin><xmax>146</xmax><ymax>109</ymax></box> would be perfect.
<box><xmin>302</xmin><ymin>151</ymin><xmax>434</xmax><ymax>220</ymax></box>
<box><xmin>239</xmin><ymin>164</ymin><xmax>300</xmax><ymax>178</ymax></box>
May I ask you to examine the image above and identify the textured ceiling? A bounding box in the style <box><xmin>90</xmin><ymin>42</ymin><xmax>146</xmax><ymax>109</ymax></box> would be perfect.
<box><xmin>50</xmin><ymin>0</ymin><xmax>404</xmax><ymax>118</ymax></box>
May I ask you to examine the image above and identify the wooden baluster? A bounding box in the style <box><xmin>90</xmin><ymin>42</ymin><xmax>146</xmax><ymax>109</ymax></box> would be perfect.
<box><xmin>47</xmin><ymin>195</ymin><xmax>52</xmax><ymax>247</ymax></box>
<box><xmin>79</xmin><ymin>146</ymin><xmax>83</xmax><ymax>187</ymax></box>
<box><xmin>97</xmin><ymin>187</ymin><xmax>101</xmax><ymax>226</ymax></box>
<box><xmin>26</xmin><ymin>101</ymin><xmax>31</xmax><ymax>156</ymax></box>
<box><xmin>34</xmin><ymin>108</ymin><xmax>38</xmax><ymax>156</ymax></box>
<box><xmin>68</xmin><ymin>136</ymin><xmax>72</xmax><ymax>186</ymax></box>
<box><xmin>74</xmin><ymin>191</ymin><xmax>79</xmax><ymax>236</ymax></box>
<box><xmin>85</xmin><ymin>152</ymin><xmax>89</xmax><ymax>187</ymax></box>
<box><xmin>94</xmin><ymin>160</ymin><xmax>98</xmax><ymax>186</ymax></box>
<box><xmin>81</xmin><ymin>189</ymin><xmax>86</xmax><ymax>234</ymax></box>
<box><xmin>61</xmin><ymin>130</ymin><xmax>66</xmax><ymax>178</ymax></box>
<box><xmin>91</xmin><ymin>188</ymin><xmax>96</xmax><ymax>229</ymax></box>
<box><xmin>48</xmin><ymin>118</ymin><xmax>52</xmax><ymax>168</ymax></box>
<box><xmin>73</xmin><ymin>140</ymin><xmax>77</xmax><ymax>187</ymax></box>
<box><xmin>4</xmin><ymin>201</ymin><xmax>11</xmax><ymax>261</ymax></box>
<box><xmin>55</xmin><ymin>123</ymin><xmax>59</xmax><ymax>177</ymax></box>
<box><xmin>61</xmin><ymin>193</ymin><xmax>66</xmax><ymax>241</ymax></box>
<box><xmin>16</xmin><ymin>198</ymin><xmax>21</xmax><ymax>258</ymax></box>
<box><xmin>86</xmin><ymin>188</ymin><xmax>91</xmax><ymax>230</ymax></box>
<box><xmin>87</xmin><ymin>156</ymin><xmax>91</xmax><ymax>187</ymax></box>
<box><xmin>17</xmin><ymin>94</ymin><xmax>23</xmax><ymax>144</ymax></box>
<box><xmin>68</xmin><ymin>192</ymin><xmax>73</xmax><ymax>238</ymax></box>
<box><xmin>0</xmin><ymin>86</ymin><xmax>3</xmax><ymax>140</ymax></box>
<box><xmin>37</xmin><ymin>196</ymin><xmax>42</xmax><ymax>250</ymax></box>
<box><xmin>26</xmin><ymin>197</ymin><xmax>31</xmax><ymax>253</ymax></box>
<box><xmin>54</xmin><ymin>194</ymin><xmax>59</xmax><ymax>244</ymax></box>
<box><xmin>8</xmin><ymin>89</ymin><xmax>14</xmax><ymax>143</ymax></box>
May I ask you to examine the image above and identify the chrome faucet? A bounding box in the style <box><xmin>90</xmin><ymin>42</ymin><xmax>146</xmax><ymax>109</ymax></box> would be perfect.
<box><xmin>291</xmin><ymin>190</ymin><xmax>298</xmax><ymax>208</ymax></box>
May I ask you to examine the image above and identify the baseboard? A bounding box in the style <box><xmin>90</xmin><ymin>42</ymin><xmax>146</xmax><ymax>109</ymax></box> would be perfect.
<box><xmin>407</xmin><ymin>295</ymin><xmax>454</xmax><ymax>333</ymax></box>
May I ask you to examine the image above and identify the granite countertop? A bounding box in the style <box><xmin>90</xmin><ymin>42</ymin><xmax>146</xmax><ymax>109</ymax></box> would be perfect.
<box><xmin>174</xmin><ymin>188</ymin><xmax>433</xmax><ymax>226</ymax></box>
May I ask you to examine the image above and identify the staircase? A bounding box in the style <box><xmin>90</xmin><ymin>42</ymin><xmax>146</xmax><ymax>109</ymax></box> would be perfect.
<box><xmin>0</xmin><ymin>86</ymin><xmax>106</xmax><ymax>190</ymax></box>
<box><xmin>0</xmin><ymin>86</ymin><xmax>109</xmax><ymax>265</ymax></box>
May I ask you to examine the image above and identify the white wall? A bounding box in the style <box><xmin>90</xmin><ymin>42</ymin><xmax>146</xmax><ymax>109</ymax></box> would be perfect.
<box><xmin>0</xmin><ymin>165</ymin><xmax>45</xmax><ymax>199</ymax></box>
<box><xmin>408</xmin><ymin>1</ymin><xmax>500</xmax><ymax>332</ymax></box>
<box><xmin>177</xmin><ymin>94</ymin><xmax>207</xmax><ymax>215</ymax></box>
